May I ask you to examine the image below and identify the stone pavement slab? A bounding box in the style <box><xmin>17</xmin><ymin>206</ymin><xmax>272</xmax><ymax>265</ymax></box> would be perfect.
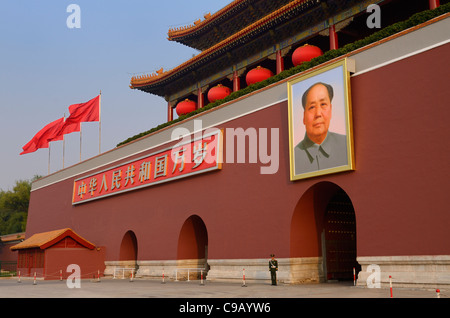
<box><xmin>0</xmin><ymin>277</ymin><xmax>447</xmax><ymax>315</ymax></box>
<box><xmin>0</xmin><ymin>277</ymin><xmax>446</xmax><ymax>298</ymax></box>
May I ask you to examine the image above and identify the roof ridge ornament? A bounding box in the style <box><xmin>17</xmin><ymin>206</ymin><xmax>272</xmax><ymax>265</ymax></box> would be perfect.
<box><xmin>167</xmin><ymin>0</ymin><xmax>245</xmax><ymax>39</ymax></box>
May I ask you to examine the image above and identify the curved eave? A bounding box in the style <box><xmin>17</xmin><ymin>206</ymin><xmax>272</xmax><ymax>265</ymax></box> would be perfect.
<box><xmin>130</xmin><ymin>0</ymin><xmax>316</xmax><ymax>93</ymax></box>
<box><xmin>167</xmin><ymin>0</ymin><xmax>246</xmax><ymax>43</ymax></box>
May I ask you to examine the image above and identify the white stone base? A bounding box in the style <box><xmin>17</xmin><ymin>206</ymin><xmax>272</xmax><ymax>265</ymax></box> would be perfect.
<box><xmin>104</xmin><ymin>260</ymin><xmax>137</xmax><ymax>278</ymax></box>
<box><xmin>136</xmin><ymin>259</ymin><xmax>207</xmax><ymax>281</ymax></box>
<box><xmin>105</xmin><ymin>255</ymin><xmax>450</xmax><ymax>288</ymax></box>
<box><xmin>206</xmin><ymin>257</ymin><xmax>324</xmax><ymax>284</ymax></box>
<box><xmin>357</xmin><ymin>255</ymin><xmax>450</xmax><ymax>289</ymax></box>
<box><xmin>105</xmin><ymin>259</ymin><xmax>208</xmax><ymax>281</ymax></box>
<box><xmin>105</xmin><ymin>257</ymin><xmax>324</xmax><ymax>284</ymax></box>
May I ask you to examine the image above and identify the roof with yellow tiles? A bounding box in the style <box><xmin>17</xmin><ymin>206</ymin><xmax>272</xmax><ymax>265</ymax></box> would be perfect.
<box><xmin>10</xmin><ymin>228</ymin><xmax>95</xmax><ymax>251</ymax></box>
<box><xmin>130</xmin><ymin>0</ymin><xmax>314</xmax><ymax>90</ymax></box>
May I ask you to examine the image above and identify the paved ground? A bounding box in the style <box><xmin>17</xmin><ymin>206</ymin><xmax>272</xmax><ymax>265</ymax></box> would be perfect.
<box><xmin>0</xmin><ymin>277</ymin><xmax>447</xmax><ymax>315</ymax></box>
<box><xmin>0</xmin><ymin>276</ymin><xmax>446</xmax><ymax>298</ymax></box>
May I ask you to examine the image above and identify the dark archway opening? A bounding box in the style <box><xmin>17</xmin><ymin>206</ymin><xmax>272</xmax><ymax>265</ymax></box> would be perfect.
<box><xmin>324</xmin><ymin>189</ymin><xmax>360</xmax><ymax>281</ymax></box>
<box><xmin>290</xmin><ymin>182</ymin><xmax>359</xmax><ymax>283</ymax></box>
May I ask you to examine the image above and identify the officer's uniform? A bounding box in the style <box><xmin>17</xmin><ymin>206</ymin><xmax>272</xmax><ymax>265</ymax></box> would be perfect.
<box><xmin>269</xmin><ymin>254</ymin><xmax>278</xmax><ymax>285</ymax></box>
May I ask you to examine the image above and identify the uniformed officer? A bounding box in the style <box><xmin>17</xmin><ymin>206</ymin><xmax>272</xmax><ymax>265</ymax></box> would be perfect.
<box><xmin>269</xmin><ymin>254</ymin><xmax>278</xmax><ymax>285</ymax></box>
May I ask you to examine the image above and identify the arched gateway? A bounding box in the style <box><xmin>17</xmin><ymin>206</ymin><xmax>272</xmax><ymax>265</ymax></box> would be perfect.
<box><xmin>290</xmin><ymin>182</ymin><xmax>358</xmax><ymax>283</ymax></box>
<box><xmin>177</xmin><ymin>215</ymin><xmax>208</xmax><ymax>279</ymax></box>
<box><xmin>118</xmin><ymin>230</ymin><xmax>138</xmax><ymax>277</ymax></box>
<box><xmin>119</xmin><ymin>230</ymin><xmax>138</xmax><ymax>262</ymax></box>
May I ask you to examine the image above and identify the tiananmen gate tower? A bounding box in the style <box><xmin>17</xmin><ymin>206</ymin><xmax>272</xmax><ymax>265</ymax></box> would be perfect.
<box><xmin>12</xmin><ymin>0</ymin><xmax>450</xmax><ymax>289</ymax></box>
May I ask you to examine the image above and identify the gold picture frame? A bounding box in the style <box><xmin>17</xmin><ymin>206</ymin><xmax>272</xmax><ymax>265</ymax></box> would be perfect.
<box><xmin>287</xmin><ymin>58</ymin><xmax>354</xmax><ymax>181</ymax></box>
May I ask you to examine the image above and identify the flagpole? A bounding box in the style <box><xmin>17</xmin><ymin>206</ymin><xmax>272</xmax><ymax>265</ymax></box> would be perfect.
<box><xmin>63</xmin><ymin>134</ymin><xmax>65</xmax><ymax>169</ymax></box>
<box><xmin>48</xmin><ymin>144</ymin><xmax>51</xmax><ymax>175</ymax></box>
<box><xmin>99</xmin><ymin>90</ymin><xmax>102</xmax><ymax>155</ymax></box>
<box><xmin>80</xmin><ymin>123</ymin><xmax>82</xmax><ymax>162</ymax></box>
<box><xmin>63</xmin><ymin>114</ymin><xmax>66</xmax><ymax>169</ymax></box>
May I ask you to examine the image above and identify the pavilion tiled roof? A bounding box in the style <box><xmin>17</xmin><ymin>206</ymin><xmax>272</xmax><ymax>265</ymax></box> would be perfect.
<box><xmin>130</xmin><ymin>0</ymin><xmax>316</xmax><ymax>92</ymax></box>
<box><xmin>167</xmin><ymin>0</ymin><xmax>306</xmax><ymax>50</ymax></box>
<box><xmin>10</xmin><ymin>228</ymin><xmax>95</xmax><ymax>250</ymax></box>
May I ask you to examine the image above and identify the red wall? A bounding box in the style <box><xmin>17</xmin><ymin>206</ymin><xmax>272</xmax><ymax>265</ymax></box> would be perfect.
<box><xmin>0</xmin><ymin>243</ymin><xmax>18</xmax><ymax>262</ymax></box>
<box><xmin>45</xmin><ymin>247</ymin><xmax>106</xmax><ymax>280</ymax></box>
<box><xmin>25</xmin><ymin>43</ymin><xmax>450</xmax><ymax>262</ymax></box>
<box><xmin>349</xmin><ymin>44</ymin><xmax>450</xmax><ymax>256</ymax></box>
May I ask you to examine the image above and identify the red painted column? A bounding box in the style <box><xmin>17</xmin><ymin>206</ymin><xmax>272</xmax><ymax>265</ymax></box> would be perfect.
<box><xmin>276</xmin><ymin>50</ymin><xmax>284</xmax><ymax>74</ymax></box>
<box><xmin>429</xmin><ymin>0</ymin><xmax>440</xmax><ymax>9</ymax></box>
<box><xmin>329</xmin><ymin>24</ymin><xmax>338</xmax><ymax>50</ymax></box>
<box><xmin>233</xmin><ymin>70</ymin><xmax>241</xmax><ymax>92</ymax></box>
<box><xmin>197</xmin><ymin>87</ymin><xmax>204</xmax><ymax>109</ymax></box>
<box><xmin>167</xmin><ymin>101</ymin><xmax>173</xmax><ymax>122</ymax></box>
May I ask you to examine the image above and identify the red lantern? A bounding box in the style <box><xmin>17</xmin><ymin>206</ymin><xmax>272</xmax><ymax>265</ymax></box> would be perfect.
<box><xmin>176</xmin><ymin>99</ymin><xmax>197</xmax><ymax>116</ymax></box>
<box><xmin>246</xmin><ymin>66</ymin><xmax>274</xmax><ymax>86</ymax></box>
<box><xmin>292</xmin><ymin>44</ymin><xmax>323</xmax><ymax>66</ymax></box>
<box><xmin>207</xmin><ymin>84</ymin><xmax>232</xmax><ymax>103</ymax></box>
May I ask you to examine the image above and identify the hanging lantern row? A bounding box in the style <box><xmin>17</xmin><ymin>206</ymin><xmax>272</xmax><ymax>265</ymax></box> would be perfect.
<box><xmin>245</xmin><ymin>66</ymin><xmax>274</xmax><ymax>86</ymax></box>
<box><xmin>291</xmin><ymin>44</ymin><xmax>323</xmax><ymax>66</ymax></box>
<box><xmin>175</xmin><ymin>44</ymin><xmax>323</xmax><ymax>116</ymax></box>
<box><xmin>176</xmin><ymin>99</ymin><xmax>197</xmax><ymax>116</ymax></box>
<box><xmin>207</xmin><ymin>84</ymin><xmax>232</xmax><ymax>103</ymax></box>
<box><xmin>176</xmin><ymin>84</ymin><xmax>232</xmax><ymax>116</ymax></box>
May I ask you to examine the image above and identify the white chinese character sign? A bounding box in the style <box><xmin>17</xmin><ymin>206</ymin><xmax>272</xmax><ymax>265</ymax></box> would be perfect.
<box><xmin>72</xmin><ymin>129</ymin><xmax>222</xmax><ymax>204</ymax></box>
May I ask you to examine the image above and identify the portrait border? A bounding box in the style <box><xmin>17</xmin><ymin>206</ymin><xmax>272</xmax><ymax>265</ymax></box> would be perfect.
<box><xmin>287</xmin><ymin>58</ymin><xmax>355</xmax><ymax>181</ymax></box>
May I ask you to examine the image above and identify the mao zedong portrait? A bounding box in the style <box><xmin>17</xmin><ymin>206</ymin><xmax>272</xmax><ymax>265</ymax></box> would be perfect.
<box><xmin>294</xmin><ymin>82</ymin><xmax>348</xmax><ymax>175</ymax></box>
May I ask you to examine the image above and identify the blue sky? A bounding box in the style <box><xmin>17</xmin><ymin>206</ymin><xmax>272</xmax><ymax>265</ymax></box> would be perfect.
<box><xmin>0</xmin><ymin>1</ymin><xmax>231</xmax><ymax>190</ymax></box>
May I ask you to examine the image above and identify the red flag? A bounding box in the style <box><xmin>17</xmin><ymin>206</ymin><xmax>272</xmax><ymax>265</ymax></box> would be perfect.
<box><xmin>56</xmin><ymin>95</ymin><xmax>100</xmax><ymax>137</ymax></box>
<box><xmin>20</xmin><ymin>117</ymin><xmax>65</xmax><ymax>155</ymax></box>
<box><xmin>53</xmin><ymin>118</ymin><xmax>81</xmax><ymax>139</ymax></box>
<box><xmin>66</xmin><ymin>95</ymin><xmax>100</xmax><ymax>125</ymax></box>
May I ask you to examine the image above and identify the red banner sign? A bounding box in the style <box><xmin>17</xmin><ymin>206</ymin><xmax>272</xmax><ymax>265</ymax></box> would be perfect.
<box><xmin>72</xmin><ymin>130</ymin><xmax>222</xmax><ymax>204</ymax></box>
